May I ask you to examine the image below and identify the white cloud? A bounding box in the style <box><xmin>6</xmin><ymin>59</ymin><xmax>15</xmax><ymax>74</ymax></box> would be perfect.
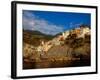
<box><xmin>23</xmin><ymin>11</ymin><xmax>64</xmax><ymax>35</ymax></box>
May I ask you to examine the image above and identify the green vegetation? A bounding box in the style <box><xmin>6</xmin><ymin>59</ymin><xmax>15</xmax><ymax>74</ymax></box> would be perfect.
<box><xmin>23</xmin><ymin>30</ymin><xmax>54</xmax><ymax>46</ymax></box>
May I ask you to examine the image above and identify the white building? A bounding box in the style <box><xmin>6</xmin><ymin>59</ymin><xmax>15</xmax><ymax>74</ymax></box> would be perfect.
<box><xmin>62</xmin><ymin>30</ymin><xmax>70</xmax><ymax>39</ymax></box>
<box><xmin>78</xmin><ymin>27</ymin><xmax>90</xmax><ymax>38</ymax></box>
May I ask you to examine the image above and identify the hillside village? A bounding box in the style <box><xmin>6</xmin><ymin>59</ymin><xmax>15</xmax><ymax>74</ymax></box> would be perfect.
<box><xmin>23</xmin><ymin>25</ymin><xmax>91</xmax><ymax>69</ymax></box>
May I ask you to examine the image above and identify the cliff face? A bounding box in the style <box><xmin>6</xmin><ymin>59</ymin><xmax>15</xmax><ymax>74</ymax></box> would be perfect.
<box><xmin>23</xmin><ymin>26</ymin><xmax>91</xmax><ymax>69</ymax></box>
<box><xmin>47</xmin><ymin>26</ymin><xmax>90</xmax><ymax>57</ymax></box>
<box><xmin>23</xmin><ymin>26</ymin><xmax>90</xmax><ymax>57</ymax></box>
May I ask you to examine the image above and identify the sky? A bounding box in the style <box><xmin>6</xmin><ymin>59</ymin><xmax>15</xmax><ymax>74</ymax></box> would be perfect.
<box><xmin>23</xmin><ymin>10</ymin><xmax>91</xmax><ymax>35</ymax></box>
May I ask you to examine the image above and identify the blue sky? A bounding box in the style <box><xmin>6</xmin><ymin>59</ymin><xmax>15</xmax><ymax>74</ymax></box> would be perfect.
<box><xmin>23</xmin><ymin>10</ymin><xmax>91</xmax><ymax>35</ymax></box>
